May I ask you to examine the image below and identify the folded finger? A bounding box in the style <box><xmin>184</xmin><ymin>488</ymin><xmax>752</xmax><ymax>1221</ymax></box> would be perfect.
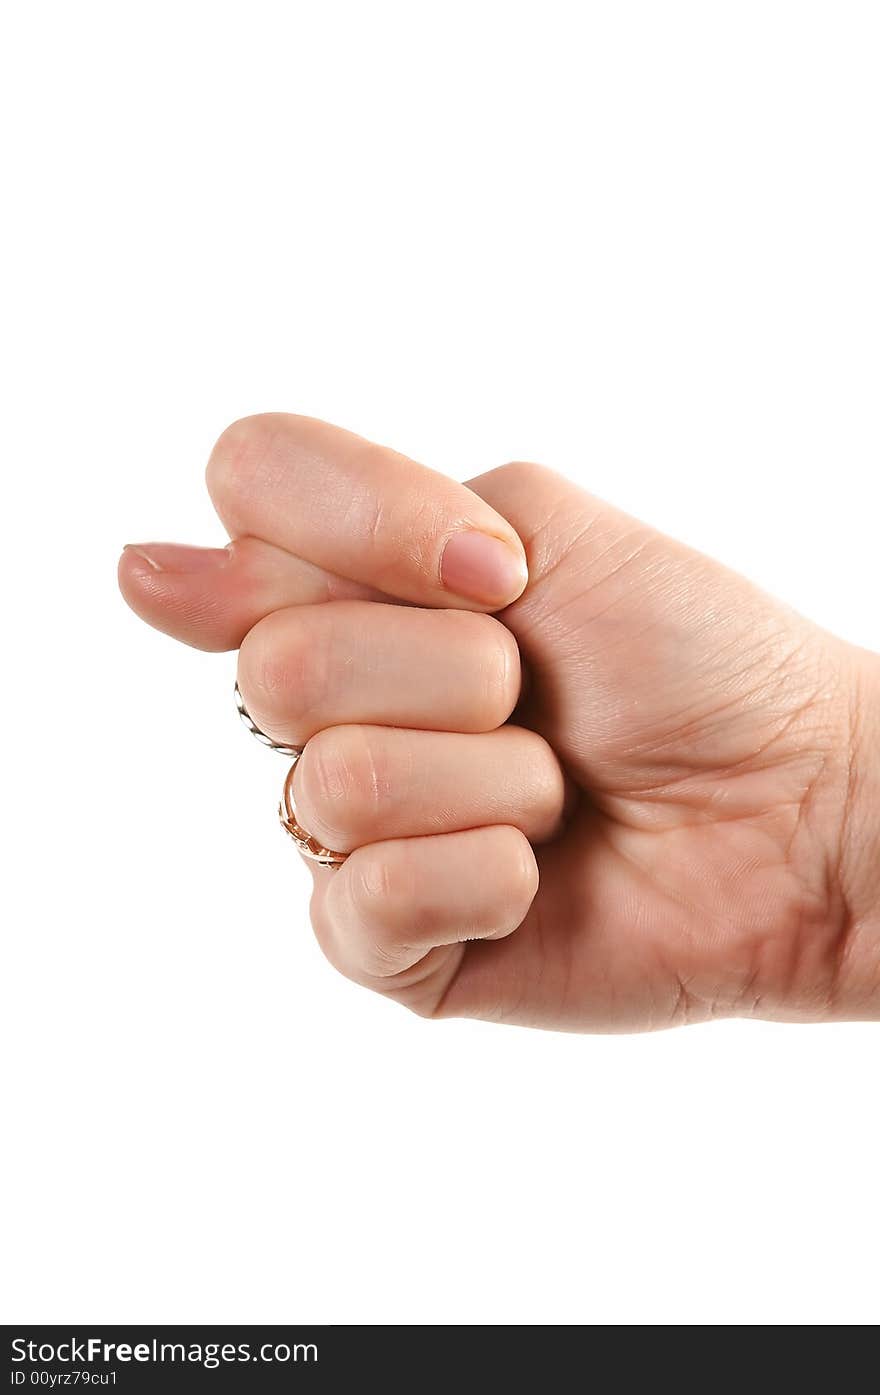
<box><xmin>237</xmin><ymin>600</ymin><xmax>521</xmax><ymax>747</ymax></box>
<box><xmin>293</xmin><ymin>724</ymin><xmax>566</xmax><ymax>854</ymax></box>
<box><xmin>206</xmin><ymin>413</ymin><xmax>528</xmax><ymax>611</ymax></box>
<box><xmin>310</xmin><ymin>825</ymin><xmax>539</xmax><ymax>1015</ymax></box>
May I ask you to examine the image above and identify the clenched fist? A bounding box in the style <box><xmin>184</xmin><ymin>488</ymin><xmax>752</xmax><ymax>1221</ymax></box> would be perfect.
<box><xmin>119</xmin><ymin>415</ymin><xmax>880</xmax><ymax>1030</ymax></box>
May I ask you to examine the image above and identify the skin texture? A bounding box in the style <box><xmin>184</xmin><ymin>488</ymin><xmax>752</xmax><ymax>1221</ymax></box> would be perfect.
<box><xmin>118</xmin><ymin>414</ymin><xmax>880</xmax><ymax>1031</ymax></box>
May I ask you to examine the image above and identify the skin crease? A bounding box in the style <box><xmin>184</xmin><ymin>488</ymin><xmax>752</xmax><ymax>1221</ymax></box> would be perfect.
<box><xmin>118</xmin><ymin>415</ymin><xmax>880</xmax><ymax>1032</ymax></box>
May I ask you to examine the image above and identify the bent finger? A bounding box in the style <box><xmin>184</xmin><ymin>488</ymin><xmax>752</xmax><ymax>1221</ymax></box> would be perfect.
<box><xmin>206</xmin><ymin>413</ymin><xmax>528</xmax><ymax>611</ymax></box>
<box><xmin>310</xmin><ymin>825</ymin><xmax>539</xmax><ymax>1015</ymax></box>
<box><xmin>293</xmin><ymin>724</ymin><xmax>567</xmax><ymax>854</ymax></box>
<box><xmin>237</xmin><ymin>601</ymin><xmax>521</xmax><ymax>747</ymax></box>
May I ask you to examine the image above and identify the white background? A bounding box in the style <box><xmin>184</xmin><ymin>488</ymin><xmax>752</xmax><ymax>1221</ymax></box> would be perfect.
<box><xmin>2</xmin><ymin>1</ymin><xmax>878</xmax><ymax>1325</ymax></box>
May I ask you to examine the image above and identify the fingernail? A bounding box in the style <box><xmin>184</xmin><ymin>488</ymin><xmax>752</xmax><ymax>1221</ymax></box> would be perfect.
<box><xmin>440</xmin><ymin>530</ymin><xmax>528</xmax><ymax>606</ymax></box>
<box><xmin>123</xmin><ymin>542</ymin><xmax>231</xmax><ymax>574</ymax></box>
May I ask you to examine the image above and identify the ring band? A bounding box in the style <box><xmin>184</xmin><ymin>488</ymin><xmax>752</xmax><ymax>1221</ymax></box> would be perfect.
<box><xmin>234</xmin><ymin>682</ymin><xmax>348</xmax><ymax>868</ymax></box>
<box><xmin>234</xmin><ymin>681</ymin><xmax>303</xmax><ymax>758</ymax></box>
<box><xmin>278</xmin><ymin>762</ymin><xmax>348</xmax><ymax>868</ymax></box>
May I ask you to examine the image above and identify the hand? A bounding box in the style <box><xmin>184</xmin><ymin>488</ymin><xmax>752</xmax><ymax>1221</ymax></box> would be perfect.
<box><xmin>119</xmin><ymin>415</ymin><xmax>880</xmax><ymax>1030</ymax></box>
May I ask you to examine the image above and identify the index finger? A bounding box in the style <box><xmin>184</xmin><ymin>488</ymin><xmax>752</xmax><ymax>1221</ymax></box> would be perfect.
<box><xmin>205</xmin><ymin>414</ymin><xmax>528</xmax><ymax>611</ymax></box>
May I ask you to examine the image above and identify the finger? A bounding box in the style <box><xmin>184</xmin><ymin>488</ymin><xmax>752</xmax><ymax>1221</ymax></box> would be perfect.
<box><xmin>310</xmin><ymin>825</ymin><xmax>539</xmax><ymax>1015</ymax></box>
<box><xmin>293</xmin><ymin>724</ymin><xmax>567</xmax><ymax>854</ymax></box>
<box><xmin>206</xmin><ymin>413</ymin><xmax>528</xmax><ymax>611</ymax></box>
<box><xmin>117</xmin><ymin>535</ymin><xmax>384</xmax><ymax>651</ymax></box>
<box><xmin>237</xmin><ymin>600</ymin><xmax>521</xmax><ymax>746</ymax></box>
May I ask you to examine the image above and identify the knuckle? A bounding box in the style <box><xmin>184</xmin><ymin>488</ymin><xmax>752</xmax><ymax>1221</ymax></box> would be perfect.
<box><xmin>300</xmin><ymin>727</ymin><xmax>386</xmax><ymax>845</ymax></box>
<box><xmin>348</xmin><ymin>847</ymin><xmax>409</xmax><ymax>936</ymax></box>
<box><xmin>238</xmin><ymin>610</ymin><xmax>329</xmax><ymax>735</ymax></box>
<box><xmin>345</xmin><ymin>849</ymin><xmax>415</xmax><ymax>976</ymax></box>
<box><xmin>498</xmin><ymin>459</ymin><xmax>557</xmax><ymax>491</ymax></box>
<box><xmin>310</xmin><ymin>882</ymin><xmax>400</xmax><ymax>986</ymax></box>
<box><xmin>205</xmin><ymin>413</ymin><xmax>283</xmax><ymax>512</ymax></box>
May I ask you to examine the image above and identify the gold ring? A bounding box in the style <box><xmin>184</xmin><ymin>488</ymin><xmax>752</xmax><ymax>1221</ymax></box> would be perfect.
<box><xmin>278</xmin><ymin>760</ymin><xmax>348</xmax><ymax>868</ymax></box>
<box><xmin>235</xmin><ymin>681</ymin><xmax>347</xmax><ymax>868</ymax></box>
